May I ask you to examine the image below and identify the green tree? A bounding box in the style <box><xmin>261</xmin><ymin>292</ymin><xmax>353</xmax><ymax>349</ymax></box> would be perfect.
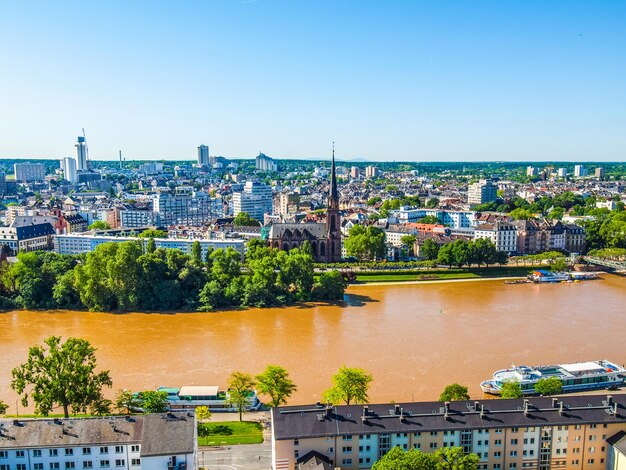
<box><xmin>435</xmin><ymin>446</ymin><xmax>480</xmax><ymax>469</ymax></box>
<box><xmin>439</xmin><ymin>384</ymin><xmax>470</xmax><ymax>402</ymax></box>
<box><xmin>0</xmin><ymin>400</ymin><xmax>8</xmax><ymax>415</ymax></box>
<box><xmin>322</xmin><ymin>366</ymin><xmax>373</xmax><ymax>405</ymax></box>
<box><xmin>437</xmin><ymin>243</ymin><xmax>455</xmax><ymax>268</ymax></box>
<box><xmin>140</xmin><ymin>390</ymin><xmax>169</xmax><ymax>413</ymax></box>
<box><xmin>451</xmin><ymin>240</ymin><xmax>470</xmax><ymax>267</ymax></box>
<box><xmin>256</xmin><ymin>365</ymin><xmax>297</xmax><ymax>407</ymax></box>
<box><xmin>191</xmin><ymin>241</ymin><xmax>203</xmax><ymax>265</ymax></box>
<box><xmin>312</xmin><ymin>271</ymin><xmax>347</xmax><ymax>300</ymax></box>
<box><xmin>146</xmin><ymin>237</ymin><xmax>156</xmax><ymax>253</ymax></box>
<box><xmin>534</xmin><ymin>377</ymin><xmax>563</xmax><ymax>396</ymax></box>
<box><xmin>195</xmin><ymin>405</ymin><xmax>212</xmax><ymax>423</ymax></box>
<box><xmin>11</xmin><ymin>336</ymin><xmax>112</xmax><ymax>418</ymax></box>
<box><xmin>421</xmin><ymin>238</ymin><xmax>440</xmax><ymax>261</ymax></box>
<box><xmin>233</xmin><ymin>212</ymin><xmax>261</xmax><ymax>227</ymax></box>
<box><xmin>401</xmin><ymin>235</ymin><xmax>417</xmax><ymax>257</ymax></box>
<box><xmin>137</xmin><ymin>229</ymin><xmax>168</xmax><ymax>238</ymax></box>
<box><xmin>345</xmin><ymin>225</ymin><xmax>387</xmax><ymax>261</ymax></box>
<box><xmin>115</xmin><ymin>389</ymin><xmax>141</xmax><ymax>415</ymax></box>
<box><xmin>90</xmin><ymin>397</ymin><xmax>113</xmax><ymax>416</ymax></box>
<box><xmin>426</xmin><ymin>198</ymin><xmax>439</xmax><ymax>209</ymax></box>
<box><xmin>418</xmin><ymin>215</ymin><xmax>440</xmax><ymax>225</ymax></box>
<box><xmin>500</xmin><ymin>380</ymin><xmax>523</xmax><ymax>399</ymax></box>
<box><xmin>88</xmin><ymin>220</ymin><xmax>111</xmax><ymax>230</ymax></box>
<box><xmin>509</xmin><ymin>208</ymin><xmax>533</xmax><ymax>220</ymax></box>
<box><xmin>228</xmin><ymin>372</ymin><xmax>257</xmax><ymax>421</ymax></box>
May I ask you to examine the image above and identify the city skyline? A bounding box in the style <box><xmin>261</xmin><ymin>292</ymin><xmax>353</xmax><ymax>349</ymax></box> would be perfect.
<box><xmin>1</xmin><ymin>1</ymin><xmax>626</xmax><ymax>162</ymax></box>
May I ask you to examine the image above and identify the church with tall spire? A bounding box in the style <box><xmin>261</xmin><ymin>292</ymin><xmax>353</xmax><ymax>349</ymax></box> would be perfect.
<box><xmin>267</xmin><ymin>144</ymin><xmax>342</xmax><ymax>262</ymax></box>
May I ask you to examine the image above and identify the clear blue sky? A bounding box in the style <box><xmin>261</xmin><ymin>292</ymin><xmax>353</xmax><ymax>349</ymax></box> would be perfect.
<box><xmin>1</xmin><ymin>1</ymin><xmax>625</xmax><ymax>162</ymax></box>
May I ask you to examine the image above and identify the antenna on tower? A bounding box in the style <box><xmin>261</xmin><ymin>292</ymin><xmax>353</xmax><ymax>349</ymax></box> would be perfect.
<box><xmin>82</xmin><ymin>128</ymin><xmax>90</xmax><ymax>170</ymax></box>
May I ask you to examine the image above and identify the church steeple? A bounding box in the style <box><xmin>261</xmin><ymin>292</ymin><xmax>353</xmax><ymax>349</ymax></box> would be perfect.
<box><xmin>329</xmin><ymin>141</ymin><xmax>338</xmax><ymax>202</ymax></box>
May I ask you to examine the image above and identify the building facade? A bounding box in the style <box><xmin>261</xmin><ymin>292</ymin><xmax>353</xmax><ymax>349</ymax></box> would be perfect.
<box><xmin>474</xmin><ymin>222</ymin><xmax>518</xmax><ymax>253</ymax></box>
<box><xmin>154</xmin><ymin>192</ymin><xmax>223</xmax><ymax>227</ymax></box>
<box><xmin>468</xmin><ymin>179</ymin><xmax>497</xmax><ymax>206</ymax></box>
<box><xmin>256</xmin><ymin>153</ymin><xmax>278</xmax><ymax>172</ymax></box>
<box><xmin>231</xmin><ymin>181</ymin><xmax>273</xmax><ymax>221</ymax></box>
<box><xmin>14</xmin><ymin>163</ymin><xmax>46</xmax><ymax>182</ymax></box>
<box><xmin>75</xmin><ymin>136</ymin><xmax>88</xmax><ymax>171</ymax></box>
<box><xmin>272</xmin><ymin>395</ymin><xmax>626</xmax><ymax>470</ymax></box>
<box><xmin>61</xmin><ymin>157</ymin><xmax>78</xmax><ymax>183</ymax></box>
<box><xmin>54</xmin><ymin>234</ymin><xmax>244</xmax><ymax>257</ymax></box>
<box><xmin>197</xmin><ymin>145</ymin><xmax>209</xmax><ymax>166</ymax></box>
<box><xmin>0</xmin><ymin>412</ymin><xmax>196</xmax><ymax>470</ymax></box>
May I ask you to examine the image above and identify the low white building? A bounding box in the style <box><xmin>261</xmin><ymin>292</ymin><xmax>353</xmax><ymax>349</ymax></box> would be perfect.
<box><xmin>474</xmin><ymin>221</ymin><xmax>518</xmax><ymax>254</ymax></box>
<box><xmin>54</xmin><ymin>234</ymin><xmax>245</xmax><ymax>258</ymax></box>
<box><xmin>0</xmin><ymin>412</ymin><xmax>196</xmax><ymax>470</ymax></box>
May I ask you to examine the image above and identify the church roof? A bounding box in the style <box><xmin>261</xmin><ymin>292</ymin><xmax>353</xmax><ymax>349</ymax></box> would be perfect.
<box><xmin>268</xmin><ymin>223</ymin><xmax>326</xmax><ymax>240</ymax></box>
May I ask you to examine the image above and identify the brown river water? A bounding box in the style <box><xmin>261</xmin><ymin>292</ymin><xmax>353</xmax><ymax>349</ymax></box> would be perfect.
<box><xmin>1</xmin><ymin>275</ymin><xmax>625</xmax><ymax>414</ymax></box>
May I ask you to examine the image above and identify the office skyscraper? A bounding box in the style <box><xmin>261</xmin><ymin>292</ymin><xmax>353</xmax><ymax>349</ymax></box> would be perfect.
<box><xmin>198</xmin><ymin>145</ymin><xmax>209</xmax><ymax>166</ymax></box>
<box><xmin>75</xmin><ymin>136</ymin><xmax>88</xmax><ymax>171</ymax></box>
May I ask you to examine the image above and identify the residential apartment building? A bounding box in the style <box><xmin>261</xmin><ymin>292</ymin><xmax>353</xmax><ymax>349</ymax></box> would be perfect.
<box><xmin>564</xmin><ymin>223</ymin><xmax>587</xmax><ymax>254</ymax></box>
<box><xmin>574</xmin><ymin>165</ymin><xmax>588</xmax><ymax>178</ymax></box>
<box><xmin>231</xmin><ymin>181</ymin><xmax>273</xmax><ymax>221</ymax></box>
<box><xmin>54</xmin><ymin>233</ymin><xmax>245</xmax><ymax>258</ymax></box>
<box><xmin>119</xmin><ymin>207</ymin><xmax>157</xmax><ymax>228</ymax></box>
<box><xmin>391</xmin><ymin>208</ymin><xmax>476</xmax><ymax>230</ymax></box>
<box><xmin>0</xmin><ymin>412</ymin><xmax>196</xmax><ymax>470</ymax></box>
<box><xmin>197</xmin><ymin>145</ymin><xmax>209</xmax><ymax>166</ymax></box>
<box><xmin>153</xmin><ymin>192</ymin><xmax>223</xmax><ymax>227</ymax></box>
<box><xmin>256</xmin><ymin>152</ymin><xmax>278</xmax><ymax>172</ymax></box>
<box><xmin>474</xmin><ymin>221</ymin><xmax>518</xmax><ymax>254</ymax></box>
<box><xmin>468</xmin><ymin>179</ymin><xmax>497</xmax><ymax>206</ymax></box>
<box><xmin>0</xmin><ymin>216</ymin><xmax>56</xmax><ymax>255</ymax></box>
<box><xmin>14</xmin><ymin>162</ymin><xmax>46</xmax><ymax>182</ymax></box>
<box><xmin>272</xmin><ymin>395</ymin><xmax>626</xmax><ymax>470</ymax></box>
<box><xmin>514</xmin><ymin>219</ymin><xmax>566</xmax><ymax>254</ymax></box>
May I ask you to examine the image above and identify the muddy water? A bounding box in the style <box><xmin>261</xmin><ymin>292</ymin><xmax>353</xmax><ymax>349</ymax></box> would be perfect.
<box><xmin>1</xmin><ymin>275</ymin><xmax>624</xmax><ymax>414</ymax></box>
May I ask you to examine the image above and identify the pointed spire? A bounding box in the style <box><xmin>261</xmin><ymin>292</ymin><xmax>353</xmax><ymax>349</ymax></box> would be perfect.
<box><xmin>330</xmin><ymin>141</ymin><xmax>338</xmax><ymax>201</ymax></box>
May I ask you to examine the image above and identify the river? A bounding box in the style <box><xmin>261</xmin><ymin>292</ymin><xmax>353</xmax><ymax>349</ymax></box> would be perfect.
<box><xmin>1</xmin><ymin>275</ymin><xmax>624</xmax><ymax>414</ymax></box>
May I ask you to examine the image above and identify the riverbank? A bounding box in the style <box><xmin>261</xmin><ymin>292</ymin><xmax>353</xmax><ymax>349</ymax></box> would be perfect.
<box><xmin>351</xmin><ymin>266</ymin><xmax>534</xmax><ymax>284</ymax></box>
<box><xmin>350</xmin><ymin>275</ymin><xmax>527</xmax><ymax>286</ymax></box>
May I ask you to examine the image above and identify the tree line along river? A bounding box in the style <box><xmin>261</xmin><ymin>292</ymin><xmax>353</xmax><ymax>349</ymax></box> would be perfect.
<box><xmin>1</xmin><ymin>275</ymin><xmax>625</xmax><ymax>414</ymax></box>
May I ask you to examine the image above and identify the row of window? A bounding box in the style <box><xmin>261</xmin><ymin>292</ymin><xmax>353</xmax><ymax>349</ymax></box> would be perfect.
<box><xmin>0</xmin><ymin>446</ymin><xmax>140</xmax><ymax>459</ymax></box>
<box><xmin>0</xmin><ymin>460</ymin><xmax>139</xmax><ymax>470</ymax></box>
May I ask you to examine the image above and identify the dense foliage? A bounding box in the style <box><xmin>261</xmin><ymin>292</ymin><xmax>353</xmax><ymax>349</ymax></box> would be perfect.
<box><xmin>11</xmin><ymin>336</ymin><xmax>112</xmax><ymax>418</ymax></box>
<box><xmin>436</xmin><ymin>239</ymin><xmax>508</xmax><ymax>268</ymax></box>
<box><xmin>372</xmin><ymin>446</ymin><xmax>479</xmax><ymax>470</ymax></box>
<box><xmin>0</xmin><ymin>241</ymin><xmax>346</xmax><ymax>312</ymax></box>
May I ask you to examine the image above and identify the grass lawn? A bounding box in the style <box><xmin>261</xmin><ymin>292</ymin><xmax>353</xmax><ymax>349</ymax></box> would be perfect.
<box><xmin>355</xmin><ymin>266</ymin><xmax>533</xmax><ymax>283</ymax></box>
<box><xmin>197</xmin><ymin>421</ymin><xmax>263</xmax><ymax>446</ymax></box>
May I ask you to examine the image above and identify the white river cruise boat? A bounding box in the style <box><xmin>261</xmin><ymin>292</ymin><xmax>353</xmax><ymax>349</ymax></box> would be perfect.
<box><xmin>481</xmin><ymin>360</ymin><xmax>625</xmax><ymax>395</ymax></box>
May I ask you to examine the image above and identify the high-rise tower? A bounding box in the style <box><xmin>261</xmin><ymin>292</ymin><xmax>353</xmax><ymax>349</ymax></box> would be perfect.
<box><xmin>325</xmin><ymin>143</ymin><xmax>341</xmax><ymax>262</ymax></box>
<box><xmin>198</xmin><ymin>145</ymin><xmax>209</xmax><ymax>166</ymax></box>
<box><xmin>75</xmin><ymin>136</ymin><xmax>88</xmax><ymax>171</ymax></box>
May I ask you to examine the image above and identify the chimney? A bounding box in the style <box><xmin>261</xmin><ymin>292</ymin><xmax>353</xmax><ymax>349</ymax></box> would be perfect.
<box><xmin>394</xmin><ymin>404</ymin><xmax>400</xmax><ymax>415</ymax></box>
<box><xmin>558</xmin><ymin>402</ymin><xmax>564</xmax><ymax>415</ymax></box>
<box><xmin>480</xmin><ymin>404</ymin><xmax>485</xmax><ymax>419</ymax></box>
<box><xmin>362</xmin><ymin>406</ymin><xmax>368</xmax><ymax>416</ymax></box>
<box><xmin>607</xmin><ymin>395</ymin><xmax>613</xmax><ymax>406</ymax></box>
<box><xmin>552</xmin><ymin>398</ymin><xmax>559</xmax><ymax>408</ymax></box>
<box><xmin>523</xmin><ymin>399</ymin><xmax>529</xmax><ymax>416</ymax></box>
<box><xmin>474</xmin><ymin>401</ymin><xmax>480</xmax><ymax>411</ymax></box>
<box><xmin>399</xmin><ymin>408</ymin><xmax>404</xmax><ymax>422</ymax></box>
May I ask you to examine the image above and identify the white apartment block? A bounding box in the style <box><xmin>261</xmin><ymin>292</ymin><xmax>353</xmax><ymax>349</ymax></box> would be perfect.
<box><xmin>53</xmin><ymin>234</ymin><xmax>245</xmax><ymax>258</ymax></box>
<box><xmin>14</xmin><ymin>163</ymin><xmax>46</xmax><ymax>182</ymax></box>
<box><xmin>474</xmin><ymin>222</ymin><xmax>518</xmax><ymax>253</ymax></box>
<box><xmin>0</xmin><ymin>412</ymin><xmax>196</xmax><ymax>470</ymax></box>
<box><xmin>467</xmin><ymin>179</ymin><xmax>497</xmax><ymax>206</ymax></box>
<box><xmin>231</xmin><ymin>181</ymin><xmax>273</xmax><ymax>221</ymax></box>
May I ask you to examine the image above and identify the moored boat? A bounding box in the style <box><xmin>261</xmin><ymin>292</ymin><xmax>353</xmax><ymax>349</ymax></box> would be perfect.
<box><xmin>481</xmin><ymin>360</ymin><xmax>625</xmax><ymax>395</ymax></box>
